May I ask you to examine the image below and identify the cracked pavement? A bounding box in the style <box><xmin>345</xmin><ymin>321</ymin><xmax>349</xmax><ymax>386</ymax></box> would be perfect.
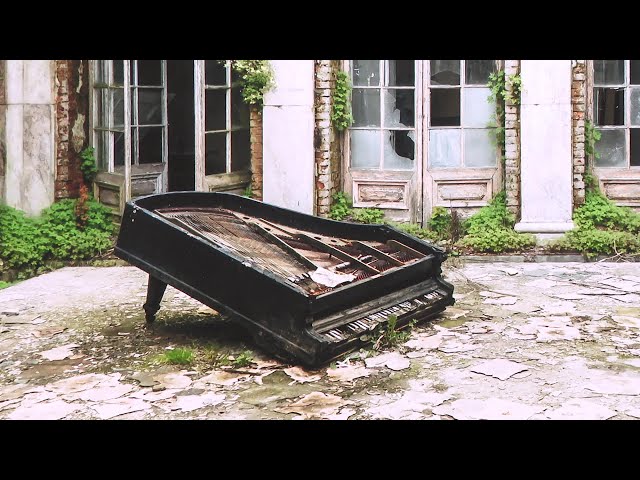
<box><xmin>1</xmin><ymin>261</ymin><xmax>640</xmax><ymax>420</ymax></box>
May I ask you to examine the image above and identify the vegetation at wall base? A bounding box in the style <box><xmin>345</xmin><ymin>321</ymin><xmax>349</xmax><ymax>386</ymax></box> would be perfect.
<box><xmin>548</xmin><ymin>175</ymin><xmax>640</xmax><ymax>259</ymax></box>
<box><xmin>0</xmin><ymin>198</ymin><xmax>115</xmax><ymax>280</ymax></box>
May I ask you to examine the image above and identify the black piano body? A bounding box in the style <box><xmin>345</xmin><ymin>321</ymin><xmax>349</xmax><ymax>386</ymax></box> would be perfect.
<box><xmin>115</xmin><ymin>192</ymin><xmax>455</xmax><ymax>367</ymax></box>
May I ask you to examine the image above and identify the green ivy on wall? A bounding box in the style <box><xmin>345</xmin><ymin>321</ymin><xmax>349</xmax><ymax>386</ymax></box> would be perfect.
<box><xmin>331</xmin><ymin>71</ymin><xmax>353</xmax><ymax>131</ymax></box>
<box><xmin>226</xmin><ymin>60</ymin><xmax>275</xmax><ymax>107</ymax></box>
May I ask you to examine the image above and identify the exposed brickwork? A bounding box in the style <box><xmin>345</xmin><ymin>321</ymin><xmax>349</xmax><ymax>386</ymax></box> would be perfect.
<box><xmin>572</xmin><ymin>60</ymin><xmax>587</xmax><ymax>207</ymax></box>
<box><xmin>54</xmin><ymin>60</ymin><xmax>89</xmax><ymax>200</ymax></box>
<box><xmin>504</xmin><ymin>60</ymin><xmax>521</xmax><ymax>217</ymax></box>
<box><xmin>314</xmin><ymin>60</ymin><xmax>342</xmax><ymax>217</ymax></box>
<box><xmin>249</xmin><ymin>106</ymin><xmax>263</xmax><ymax>200</ymax></box>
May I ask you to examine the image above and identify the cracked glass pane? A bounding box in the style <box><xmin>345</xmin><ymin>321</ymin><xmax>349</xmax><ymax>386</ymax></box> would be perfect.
<box><xmin>463</xmin><ymin>87</ymin><xmax>493</xmax><ymax>128</ymax></box>
<box><xmin>111</xmin><ymin>88</ymin><xmax>124</xmax><ymax>130</ymax></box>
<box><xmin>137</xmin><ymin>89</ymin><xmax>163</xmax><ymax>125</ymax></box>
<box><xmin>351</xmin><ymin>130</ymin><xmax>380</xmax><ymax>169</ymax></box>
<box><xmin>594</xmin><ymin>87</ymin><xmax>625</xmax><ymax>126</ymax></box>
<box><xmin>429</xmin><ymin>129</ymin><xmax>461</xmax><ymax>168</ymax></box>
<box><xmin>594</xmin><ymin>129</ymin><xmax>626</xmax><ymax>167</ymax></box>
<box><xmin>594</xmin><ymin>60</ymin><xmax>624</xmax><ymax>85</ymax></box>
<box><xmin>430</xmin><ymin>60</ymin><xmax>460</xmax><ymax>85</ymax></box>
<box><xmin>383</xmin><ymin>130</ymin><xmax>415</xmax><ymax>170</ymax></box>
<box><xmin>353</xmin><ymin>60</ymin><xmax>380</xmax><ymax>87</ymax></box>
<box><xmin>465</xmin><ymin>60</ymin><xmax>496</xmax><ymax>85</ymax></box>
<box><xmin>383</xmin><ymin>89</ymin><xmax>414</xmax><ymax>128</ymax></box>
<box><xmin>352</xmin><ymin>89</ymin><xmax>380</xmax><ymax>127</ymax></box>
<box><xmin>388</xmin><ymin>60</ymin><xmax>415</xmax><ymax>86</ymax></box>
<box><xmin>630</xmin><ymin>87</ymin><xmax>640</xmax><ymax>126</ymax></box>
<box><xmin>464</xmin><ymin>129</ymin><xmax>496</xmax><ymax>167</ymax></box>
<box><xmin>431</xmin><ymin>88</ymin><xmax>460</xmax><ymax>126</ymax></box>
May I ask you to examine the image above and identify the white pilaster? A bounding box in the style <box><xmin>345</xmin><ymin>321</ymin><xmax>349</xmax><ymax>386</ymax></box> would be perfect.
<box><xmin>515</xmin><ymin>60</ymin><xmax>574</xmax><ymax>237</ymax></box>
<box><xmin>263</xmin><ymin>60</ymin><xmax>315</xmax><ymax>215</ymax></box>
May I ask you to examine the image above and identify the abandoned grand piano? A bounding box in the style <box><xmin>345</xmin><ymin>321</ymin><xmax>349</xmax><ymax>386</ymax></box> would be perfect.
<box><xmin>115</xmin><ymin>192</ymin><xmax>455</xmax><ymax>367</ymax></box>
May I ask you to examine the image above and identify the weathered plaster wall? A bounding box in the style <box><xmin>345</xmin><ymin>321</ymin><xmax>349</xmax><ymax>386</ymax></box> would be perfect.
<box><xmin>2</xmin><ymin>60</ymin><xmax>56</xmax><ymax>216</ymax></box>
<box><xmin>515</xmin><ymin>60</ymin><xmax>574</xmax><ymax>235</ymax></box>
<box><xmin>263</xmin><ymin>60</ymin><xmax>315</xmax><ymax>214</ymax></box>
<box><xmin>54</xmin><ymin>60</ymin><xmax>89</xmax><ymax>200</ymax></box>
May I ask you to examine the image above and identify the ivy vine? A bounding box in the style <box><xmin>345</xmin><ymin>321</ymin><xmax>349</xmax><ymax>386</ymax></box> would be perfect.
<box><xmin>487</xmin><ymin>70</ymin><xmax>507</xmax><ymax>152</ymax></box>
<box><xmin>79</xmin><ymin>147</ymin><xmax>98</xmax><ymax>185</ymax></box>
<box><xmin>331</xmin><ymin>71</ymin><xmax>353</xmax><ymax>131</ymax></box>
<box><xmin>585</xmin><ymin>119</ymin><xmax>602</xmax><ymax>159</ymax></box>
<box><xmin>225</xmin><ymin>60</ymin><xmax>274</xmax><ymax>108</ymax></box>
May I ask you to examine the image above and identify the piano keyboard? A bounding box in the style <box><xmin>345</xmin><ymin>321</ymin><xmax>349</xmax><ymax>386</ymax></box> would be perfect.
<box><xmin>320</xmin><ymin>290</ymin><xmax>445</xmax><ymax>341</ymax></box>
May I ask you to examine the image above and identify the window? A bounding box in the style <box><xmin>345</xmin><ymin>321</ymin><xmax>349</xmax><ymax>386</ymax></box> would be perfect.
<box><xmin>349</xmin><ymin>60</ymin><xmax>416</xmax><ymax>170</ymax></box>
<box><xmin>428</xmin><ymin>60</ymin><xmax>497</xmax><ymax>169</ymax></box>
<box><xmin>593</xmin><ymin>60</ymin><xmax>640</xmax><ymax>168</ymax></box>
<box><xmin>92</xmin><ymin>60</ymin><xmax>167</xmax><ymax>171</ymax></box>
<box><xmin>204</xmin><ymin>60</ymin><xmax>250</xmax><ymax>175</ymax></box>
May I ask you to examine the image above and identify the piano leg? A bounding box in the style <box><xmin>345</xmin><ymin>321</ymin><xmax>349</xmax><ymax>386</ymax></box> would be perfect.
<box><xmin>142</xmin><ymin>275</ymin><xmax>167</xmax><ymax>323</ymax></box>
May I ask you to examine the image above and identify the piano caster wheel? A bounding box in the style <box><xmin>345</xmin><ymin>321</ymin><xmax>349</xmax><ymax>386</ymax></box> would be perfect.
<box><xmin>145</xmin><ymin>313</ymin><xmax>156</xmax><ymax>324</ymax></box>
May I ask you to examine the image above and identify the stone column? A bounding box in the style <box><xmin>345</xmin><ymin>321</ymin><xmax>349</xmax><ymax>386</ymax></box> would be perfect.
<box><xmin>2</xmin><ymin>60</ymin><xmax>56</xmax><ymax>216</ymax></box>
<box><xmin>514</xmin><ymin>60</ymin><xmax>574</xmax><ymax>240</ymax></box>
<box><xmin>263</xmin><ymin>60</ymin><xmax>315</xmax><ymax>214</ymax></box>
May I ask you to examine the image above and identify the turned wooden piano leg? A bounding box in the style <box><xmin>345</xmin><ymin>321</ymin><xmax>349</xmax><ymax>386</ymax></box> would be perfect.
<box><xmin>142</xmin><ymin>275</ymin><xmax>167</xmax><ymax>323</ymax></box>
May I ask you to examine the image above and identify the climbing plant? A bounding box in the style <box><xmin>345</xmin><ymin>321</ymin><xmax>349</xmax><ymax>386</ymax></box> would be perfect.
<box><xmin>80</xmin><ymin>146</ymin><xmax>98</xmax><ymax>185</ymax></box>
<box><xmin>226</xmin><ymin>60</ymin><xmax>274</xmax><ymax>107</ymax></box>
<box><xmin>585</xmin><ymin>120</ymin><xmax>602</xmax><ymax>160</ymax></box>
<box><xmin>331</xmin><ymin>71</ymin><xmax>353</xmax><ymax>131</ymax></box>
<box><xmin>487</xmin><ymin>70</ymin><xmax>507</xmax><ymax>153</ymax></box>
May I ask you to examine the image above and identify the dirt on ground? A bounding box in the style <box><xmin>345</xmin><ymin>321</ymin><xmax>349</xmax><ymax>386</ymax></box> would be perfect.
<box><xmin>1</xmin><ymin>261</ymin><xmax>640</xmax><ymax>420</ymax></box>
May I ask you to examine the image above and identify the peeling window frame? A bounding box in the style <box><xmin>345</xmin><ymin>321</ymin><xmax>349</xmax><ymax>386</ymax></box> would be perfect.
<box><xmin>592</xmin><ymin>59</ymin><xmax>640</xmax><ymax>169</ymax></box>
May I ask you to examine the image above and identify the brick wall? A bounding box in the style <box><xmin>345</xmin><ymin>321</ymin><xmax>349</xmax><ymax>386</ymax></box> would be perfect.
<box><xmin>504</xmin><ymin>60</ymin><xmax>521</xmax><ymax>217</ymax></box>
<box><xmin>572</xmin><ymin>60</ymin><xmax>587</xmax><ymax>206</ymax></box>
<box><xmin>250</xmin><ymin>106</ymin><xmax>263</xmax><ymax>200</ymax></box>
<box><xmin>314</xmin><ymin>60</ymin><xmax>342</xmax><ymax>217</ymax></box>
<box><xmin>54</xmin><ymin>60</ymin><xmax>89</xmax><ymax>200</ymax></box>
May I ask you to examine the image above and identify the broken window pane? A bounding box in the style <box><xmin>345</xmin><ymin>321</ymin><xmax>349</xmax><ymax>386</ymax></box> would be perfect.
<box><xmin>465</xmin><ymin>60</ymin><xmax>496</xmax><ymax>85</ymax></box>
<box><xmin>352</xmin><ymin>60</ymin><xmax>380</xmax><ymax>87</ymax></box>
<box><xmin>231</xmin><ymin>87</ymin><xmax>249</xmax><ymax>129</ymax></box>
<box><xmin>429</xmin><ymin>129</ymin><xmax>461</xmax><ymax>168</ymax></box>
<box><xmin>383</xmin><ymin>89</ymin><xmax>414</xmax><ymax>128</ymax></box>
<box><xmin>205</xmin><ymin>60</ymin><xmax>227</xmax><ymax>86</ymax></box>
<box><xmin>352</xmin><ymin>89</ymin><xmax>381</xmax><ymax>127</ymax></box>
<box><xmin>137</xmin><ymin>60</ymin><xmax>162</xmax><ymax>86</ymax></box>
<box><xmin>205</xmin><ymin>132</ymin><xmax>227</xmax><ymax>174</ymax></box>
<box><xmin>593</xmin><ymin>60</ymin><xmax>624</xmax><ymax>85</ymax></box>
<box><xmin>631</xmin><ymin>129</ymin><xmax>640</xmax><ymax>166</ymax></box>
<box><xmin>430</xmin><ymin>60</ymin><xmax>460</xmax><ymax>85</ymax></box>
<box><xmin>464</xmin><ymin>129</ymin><xmax>496</xmax><ymax>167</ymax></box>
<box><xmin>231</xmin><ymin>129</ymin><xmax>251</xmax><ymax>172</ymax></box>
<box><xmin>111</xmin><ymin>88</ymin><xmax>124</xmax><ymax>130</ymax></box>
<box><xmin>594</xmin><ymin>87</ymin><xmax>625</xmax><ymax>126</ymax></box>
<box><xmin>431</xmin><ymin>88</ymin><xmax>460</xmax><ymax>126</ymax></box>
<box><xmin>631</xmin><ymin>61</ymin><xmax>640</xmax><ymax>85</ymax></box>
<box><xmin>350</xmin><ymin>130</ymin><xmax>380</xmax><ymax>169</ymax></box>
<box><xmin>594</xmin><ymin>129</ymin><xmax>626</xmax><ymax>167</ymax></box>
<box><xmin>113</xmin><ymin>60</ymin><xmax>124</xmax><ymax>86</ymax></box>
<box><xmin>631</xmin><ymin>87</ymin><xmax>640</xmax><ymax>126</ymax></box>
<box><xmin>138</xmin><ymin>127</ymin><xmax>163</xmax><ymax>164</ymax></box>
<box><xmin>205</xmin><ymin>89</ymin><xmax>227</xmax><ymax>131</ymax></box>
<box><xmin>137</xmin><ymin>89</ymin><xmax>163</xmax><ymax>125</ymax></box>
<box><xmin>383</xmin><ymin>130</ymin><xmax>415</xmax><ymax>170</ymax></box>
<box><xmin>114</xmin><ymin>131</ymin><xmax>125</xmax><ymax>167</ymax></box>
<box><xmin>463</xmin><ymin>87</ymin><xmax>493</xmax><ymax>128</ymax></box>
<box><xmin>388</xmin><ymin>60</ymin><xmax>415</xmax><ymax>86</ymax></box>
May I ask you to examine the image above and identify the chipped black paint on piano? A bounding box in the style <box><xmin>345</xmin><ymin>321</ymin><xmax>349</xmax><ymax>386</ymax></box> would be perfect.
<box><xmin>115</xmin><ymin>192</ymin><xmax>455</xmax><ymax>367</ymax></box>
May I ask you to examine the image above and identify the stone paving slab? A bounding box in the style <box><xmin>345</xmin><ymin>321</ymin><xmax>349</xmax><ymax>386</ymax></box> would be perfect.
<box><xmin>1</xmin><ymin>262</ymin><xmax>640</xmax><ymax>420</ymax></box>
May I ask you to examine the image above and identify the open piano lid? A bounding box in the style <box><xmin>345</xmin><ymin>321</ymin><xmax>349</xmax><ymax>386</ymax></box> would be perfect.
<box><xmin>115</xmin><ymin>192</ymin><xmax>455</xmax><ymax>367</ymax></box>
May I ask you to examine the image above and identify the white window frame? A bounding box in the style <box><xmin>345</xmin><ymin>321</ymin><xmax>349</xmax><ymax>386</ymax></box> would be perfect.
<box><xmin>347</xmin><ymin>60</ymin><xmax>421</xmax><ymax>171</ymax></box>
<box><xmin>426</xmin><ymin>60</ymin><xmax>500</xmax><ymax>170</ymax></box>
<box><xmin>593</xmin><ymin>59</ymin><xmax>640</xmax><ymax>169</ymax></box>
